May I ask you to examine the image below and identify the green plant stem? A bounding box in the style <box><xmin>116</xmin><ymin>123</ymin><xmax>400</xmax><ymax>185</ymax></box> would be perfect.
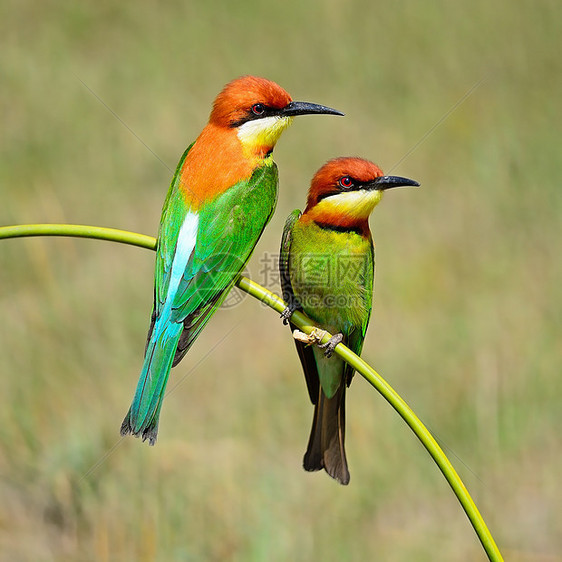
<box><xmin>0</xmin><ymin>223</ymin><xmax>503</xmax><ymax>562</ymax></box>
<box><xmin>0</xmin><ymin>223</ymin><xmax>156</xmax><ymax>250</ymax></box>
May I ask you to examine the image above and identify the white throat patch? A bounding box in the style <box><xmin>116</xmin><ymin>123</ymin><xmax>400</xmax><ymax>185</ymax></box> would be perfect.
<box><xmin>316</xmin><ymin>190</ymin><xmax>383</xmax><ymax>220</ymax></box>
<box><xmin>236</xmin><ymin>115</ymin><xmax>293</xmax><ymax>148</ymax></box>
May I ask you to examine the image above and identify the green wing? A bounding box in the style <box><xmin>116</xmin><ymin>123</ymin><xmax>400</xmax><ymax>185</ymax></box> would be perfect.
<box><xmin>280</xmin><ymin>209</ymin><xmax>302</xmax><ymax>309</ymax></box>
<box><xmin>148</xmin><ymin>162</ymin><xmax>279</xmax><ymax>365</ymax></box>
<box><xmin>125</xmin><ymin>152</ymin><xmax>278</xmax><ymax>443</ymax></box>
<box><xmin>279</xmin><ymin>209</ymin><xmax>322</xmax><ymax>404</ymax></box>
<box><xmin>342</xmin><ymin>237</ymin><xmax>374</xmax><ymax>386</ymax></box>
<box><xmin>143</xmin><ymin>143</ymin><xmax>193</xmax><ymax>356</ymax></box>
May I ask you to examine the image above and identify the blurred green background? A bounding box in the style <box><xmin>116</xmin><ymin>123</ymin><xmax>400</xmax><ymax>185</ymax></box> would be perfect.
<box><xmin>1</xmin><ymin>0</ymin><xmax>561</xmax><ymax>560</ymax></box>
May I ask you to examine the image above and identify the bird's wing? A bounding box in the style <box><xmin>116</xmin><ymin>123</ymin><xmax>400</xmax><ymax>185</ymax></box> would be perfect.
<box><xmin>279</xmin><ymin>209</ymin><xmax>302</xmax><ymax>308</ymax></box>
<box><xmin>148</xmin><ymin>162</ymin><xmax>279</xmax><ymax>365</ymax></box>
<box><xmin>280</xmin><ymin>210</ymin><xmax>322</xmax><ymax>404</ymax></box>
<box><xmin>343</xmin><ymin>238</ymin><xmax>375</xmax><ymax>386</ymax></box>
<box><xmin>143</xmin><ymin>143</ymin><xmax>194</xmax><ymax>353</ymax></box>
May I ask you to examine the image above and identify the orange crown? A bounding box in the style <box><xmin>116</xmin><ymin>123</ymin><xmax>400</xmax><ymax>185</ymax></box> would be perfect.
<box><xmin>305</xmin><ymin>157</ymin><xmax>384</xmax><ymax>211</ymax></box>
<box><xmin>210</xmin><ymin>76</ymin><xmax>292</xmax><ymax>127</ymax></box>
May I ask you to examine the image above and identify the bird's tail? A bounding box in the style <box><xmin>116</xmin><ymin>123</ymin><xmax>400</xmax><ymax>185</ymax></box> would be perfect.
<box><xmin>303</xmin><ymin>383</ymin><xmax>350</xmax><ymax>485</ymax></box>
<box><xmin>120</xmin><ymin>319</ymin><xmax>183</xmax><ymax>445</ymax></box>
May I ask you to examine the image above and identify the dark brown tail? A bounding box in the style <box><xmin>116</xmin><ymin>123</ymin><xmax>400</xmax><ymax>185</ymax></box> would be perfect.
<box><xmin>303</xmin><ymin>384</ymin><xmax>350</xmax><ymax>485</ymax></box>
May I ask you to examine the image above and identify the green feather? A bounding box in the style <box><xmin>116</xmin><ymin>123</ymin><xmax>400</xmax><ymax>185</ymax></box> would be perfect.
<box><xmin>121</xmin><ymin>158</ymin><xmax>278</xmax><ymax>444</ymax></box>
<box><xmin>280</xmin><ymin>214</ymin><xmax>375</xmax><ymax>485</ymax></box>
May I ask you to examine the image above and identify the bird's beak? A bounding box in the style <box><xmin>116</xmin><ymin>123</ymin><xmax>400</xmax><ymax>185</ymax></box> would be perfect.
<box><xmin>281</xmin><ymin>101</ymin><xmax>344</xmax><ymax>117</ymax></box>
<box><xmin>368</xmin><ymin>175</ymin><xmax>420</xmax><ymax>190</ymax></box>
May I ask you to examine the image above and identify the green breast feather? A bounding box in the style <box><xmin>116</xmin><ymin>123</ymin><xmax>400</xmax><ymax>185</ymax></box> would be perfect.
<box><xmin>289</xmin><ymin>220</ymin><xmax>374</xmax><ymax>341</ymax></box>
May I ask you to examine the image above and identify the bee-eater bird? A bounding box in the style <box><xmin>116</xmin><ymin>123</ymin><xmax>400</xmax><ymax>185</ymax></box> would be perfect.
<box><xmin>280</xmin><ymin>157</ymin><xmax>419</xmax><ymax>484</ymax></box>
<box><xmin>121</xmin><ymin>76</ymin><xmax>343</xmax><ymax>445</ymax></box>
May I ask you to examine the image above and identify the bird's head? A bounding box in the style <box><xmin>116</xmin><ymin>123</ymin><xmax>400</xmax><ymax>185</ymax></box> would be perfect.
<box><xmin>209</xmin><ymin>76</ymin><xmax>343</xmax><ymax>156</ymax></box>
<box><xmin>304</xmin><ymin>157</ymin><xmax>419</xmax><ymax>230</ymax></box>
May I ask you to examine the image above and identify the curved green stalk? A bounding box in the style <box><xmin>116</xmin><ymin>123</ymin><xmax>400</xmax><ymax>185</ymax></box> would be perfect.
<box><xmin>0</xmin><ymin>223</ymin><xmax>156</xmax><ymax>250</ymax></box>
<box><xmin>0</xmin><ymin>223</ymin><xmax>503</xmax><ymax>561</ymax></box>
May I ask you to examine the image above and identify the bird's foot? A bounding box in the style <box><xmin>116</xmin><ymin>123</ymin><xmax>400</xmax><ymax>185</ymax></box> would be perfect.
<box><xmin>280</xmin><ymin>301</ymin><xmax>299</xmax><ymax>325</ymax></box>
<box><xmin>292</xmin><ymin>327</ymin><xmax>328</xmax><ymax>346</ymax></box>
<box><xmin>292</xmin><ymin>329</ymin><xmax>342</xmax><ymax>357</ymax></box>
<box><xmin>318</xmin><ymin>332</ymin><xmax>344</xmax><ymax>358</ymax></box>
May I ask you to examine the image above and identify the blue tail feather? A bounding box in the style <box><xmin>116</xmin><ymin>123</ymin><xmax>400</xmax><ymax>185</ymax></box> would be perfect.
<box><xmin>120</xmin><ymin>316</ymin><xmax>183</xmax><ymax>445</ymax></box>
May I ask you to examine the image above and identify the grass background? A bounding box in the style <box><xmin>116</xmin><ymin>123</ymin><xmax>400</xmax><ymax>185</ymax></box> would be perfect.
<box><xmin>1</xmin><ymin>0</ymin><xmax>561</xmax><ymax>560</ymax></box>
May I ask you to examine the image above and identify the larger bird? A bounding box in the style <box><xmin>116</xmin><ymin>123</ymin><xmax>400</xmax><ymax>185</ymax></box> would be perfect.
<box><xmin>121</xmin><ymin>76</ymin><xmax>343</xmax><ymax>445</ymax></box>
<box><xmin>280</xmin><ymin>157</ymin><xmax>419</xmax><ymax>484</ymax></box>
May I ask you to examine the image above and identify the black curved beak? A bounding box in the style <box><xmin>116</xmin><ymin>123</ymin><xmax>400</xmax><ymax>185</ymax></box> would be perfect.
<box><xmin>281</xmin><ymin>101</ymin><xmax>344</xmax><ymax>117</ymax></box>
<box><xmin>368</xmin><ymin>175</ymin><xmax>420</xmax><ymax>190</ymax></box>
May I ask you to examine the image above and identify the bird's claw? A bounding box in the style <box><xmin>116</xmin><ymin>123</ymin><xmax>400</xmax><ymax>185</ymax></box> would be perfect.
<box><xmin>292</xmin><ymin>327</ymin><xmax>326</xmax><ymax>345</ymax></box>
<box><xmin>292</xmin><ymin>328</ymin><xmax>343</xmax><ymax>357</ymax></box>
<box><xmin>280</xmin><ymin>302</ymin><xmax>299</xmax><ymax>325</ymax></box>
<box><xmin>318</xmin><ymin>333</ymin><xmax>344</xmax><ymax>358</ymax></box>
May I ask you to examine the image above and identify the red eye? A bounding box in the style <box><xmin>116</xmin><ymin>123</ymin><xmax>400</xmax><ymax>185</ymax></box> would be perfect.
<box><xmin>339</xmin><ymin>176</ymin><xmax>353</xmax><ymax>189</ymax></box>
<box><xmin>252</xmin><ymin>103</ymin><xmax>265</xmax><ymax>116</ymax></box>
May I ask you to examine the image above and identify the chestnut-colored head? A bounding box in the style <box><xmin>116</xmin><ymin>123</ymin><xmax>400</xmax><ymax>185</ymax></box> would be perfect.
<box><xmin>206</xmin><ymin>76</ymin><xmax>343</xmax><ymax>155</ymax></box>
<box><xmin>209</xmin><ymin>76</ymin><xmax>293</xmax><ymax>127</ymax></box>
<box><xmin>306</xmin><ymin>158</ymin><xmax>385</xmax><ymax>210</ymax></box>
<box><xmin>304</xmin><ymin>157</ymin><xmax>419</xmax><ymax>231</ymax></box>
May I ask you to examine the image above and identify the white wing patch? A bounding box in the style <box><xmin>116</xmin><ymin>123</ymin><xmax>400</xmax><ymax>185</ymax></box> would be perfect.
<box><xmin>167</xmin><ymin>212</ymin><xmax>199</xmax><ymax>305</ymax></box>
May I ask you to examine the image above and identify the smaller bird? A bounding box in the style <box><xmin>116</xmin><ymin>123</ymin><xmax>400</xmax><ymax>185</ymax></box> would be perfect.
<box><xmin>280</xmin><ymin>157</ymin><xmax>419</xmax><ymax>484</ymax></box>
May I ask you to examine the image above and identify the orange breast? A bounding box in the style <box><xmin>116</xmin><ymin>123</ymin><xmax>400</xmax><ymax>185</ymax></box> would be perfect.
<box><xmin>178</xmin><ymin>124</ymin><xmax>256</xmax><ymax>209</ymax></box>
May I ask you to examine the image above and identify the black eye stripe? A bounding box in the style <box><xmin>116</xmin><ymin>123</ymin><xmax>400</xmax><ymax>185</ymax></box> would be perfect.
<box><xmin>314</xmin><ymin>177</ymin><xmax>368</xmax><ymax>202</ymax></box>
<box><xmin>230</xmin><ymin>105</ymin><xmax>279</xmax><ymax>128</ymax></box>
